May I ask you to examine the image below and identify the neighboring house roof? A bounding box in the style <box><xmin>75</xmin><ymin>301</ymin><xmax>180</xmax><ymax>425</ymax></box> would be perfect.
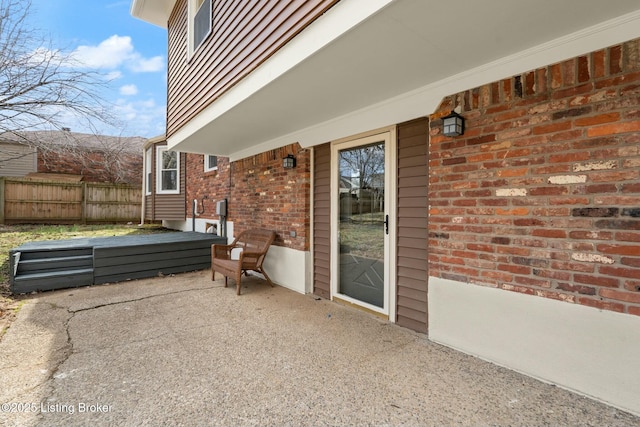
<box><xmin>0</xmin><ymin>130</ymin><xmax>147</xmax><ymax>154</ymax></box>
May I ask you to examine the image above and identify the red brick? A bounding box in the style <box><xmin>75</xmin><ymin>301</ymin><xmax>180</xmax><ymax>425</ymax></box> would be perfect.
<box><xmin>514</xmin><ymin>275</ymin><xmax>550</xmax><ymax>288</ymax></box>
<box><xmin>622</xmin><ymin>257</ymin><xmax>640</xmax><ymax>267</ymax></box>
<box><xmin>587</xmin><ymin>120</ymin><xmax>640</xmax><ymax>137</ymax></box>
<box><xmin>548</xmin><ymin>197</ymin><xmax>589</xmax><ymax>206</ymax></box>
<box><xmin>600</xmin><ymin>288</ymin><xmax>640</xmax><ymax>304</ymax></box>
<box><xmin>578</xmin><ymin>297</ymin><xmax>625</xmax><ymax>312</ymax></box>
<box><xmin>496</xmin><ymin>207</ymin><xmax>530</xmax><ymax>216</ymax></box>
<box><xmin>574</xmin><ymin>274</ymin><xmax>619</xmax><ymax>288</ymax></box>
<box><xmin>624</xmin><ymin>280</ymin><xmax>640</xmax><ymax>292</ymax></box>
<box><xmin>537</xmin><ymin>68</ymin><xmax>548</xmax><ymax>94</ymax></box>
<box><xmin>496</xmin><ymin>168</ymin><xmax>528</xmax><ymax>177</ymax></box>
<box><xmin>609</xmin><ymin>45</ymin><xmax>622</xmax><ymax>74</ymax></box>
<box><xmin>482</xmin><ymin>270</ymin><xmax>513</xmax><ymax>282</ymax></box>
<box><xmin>558</xmin><ymin>282</ymin><xmax>596</xmax><ymax>295</ymax></box>
<box><xmin>569</xmin><ymin>230</ymin><xmax>613</xmax><ymax>240</ymax></box>
<box><xmin>562</xmin><ymin>58</ymin><xmax>576</xmax><ymax>86</ymax></box>
<box><xmin>574</xmin><ymin>112</ymin><xmax>620</xmax><ymax>127</ymax></box>
<box><xmin>593</xmin><ymin>50</ymin><xmax>606</xmax><ymax>78</ymax></box>
<box><xmin>599</xmin><ymin>266</ymin><xmax>640</xmax><ymax>280</ymax></box>
<box><xmin>498</xmin><ymin>264</ymin><xmax>531</xmax><ymax>275</ymax></box>
<box><xmin>532</xmin><ymin>121</ymin><xmax>572</xmax><ymax>135</ymax></box>
<box><xmin>597</xmin><ymin>244</ymin><xmax>640</xmax><ymax>255</ymax></box>
<box><xmin>529</xmin><ymin>187</ymin><xmax>567</xmax><ymax>196</ymax></box>
<box><xmin>531</xmin><ymin>229</ymin><xmax>567</xmax><ymax>239</ymax></box>
<box><xmin>616</xmin><ymin>232</ymin><xmax>640</xmax><ymax>242</ymax></box>
<box><xmin>577</xmin><ymin>55</ymin><xmax>590</xmax><ymax>83</ymax></box>
<box><xmin>629</xmin><ymin>306</ymin><xmax>640</xmax><ymax>316</ymax></box>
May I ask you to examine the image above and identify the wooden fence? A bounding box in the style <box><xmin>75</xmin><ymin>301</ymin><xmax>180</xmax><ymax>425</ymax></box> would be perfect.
<box><xmin>0</xmin><ymin>177</ymin><xmax>142</xmax><ymax>224</ymax></box>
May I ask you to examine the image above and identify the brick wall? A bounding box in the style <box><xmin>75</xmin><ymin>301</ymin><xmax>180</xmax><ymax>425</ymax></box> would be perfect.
<box><xmin>429</xmin><ymin>38</ymin><xmax>640</xmax><ymax>316</ymax></box>
<box><xmin>38</xmin><ymin>149</ymin><xmax>142</xmax><ymax>185</ymax></box>
<box><xmin>185</xmin><ymin>143</ymin><xmax>310</xmax><ymax>251</ymax></box>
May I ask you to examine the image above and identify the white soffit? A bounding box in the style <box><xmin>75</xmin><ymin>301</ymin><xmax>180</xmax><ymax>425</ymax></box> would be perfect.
<box><xmin>166</xmin><ymin>0</ymin><xmax>640</xmax><ymax>160</ymax></box>
<box><xmin>130</xmin><ymin>0</ymin><xmax>175</xmax><ymax>28</ymax></box>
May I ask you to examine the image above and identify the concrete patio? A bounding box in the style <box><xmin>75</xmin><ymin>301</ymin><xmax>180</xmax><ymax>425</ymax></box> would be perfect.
<box><xmin>1</xmin><ymin>270</ymin><xmax>639</xmax><ymax>426</ymax></box>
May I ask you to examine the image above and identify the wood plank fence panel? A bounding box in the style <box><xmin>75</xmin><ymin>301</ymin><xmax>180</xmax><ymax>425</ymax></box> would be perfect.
<box><xmin>1</xmin><ymin>178</ymin><xmax>141</xmax><ymax>224</ymax></box>
<box><xmin>85</xmin><ymin>183</ymin><xmax>142</xmax><ymax>222</ymax></box>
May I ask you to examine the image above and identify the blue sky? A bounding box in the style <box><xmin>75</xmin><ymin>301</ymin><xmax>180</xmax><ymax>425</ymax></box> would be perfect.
<box><xmin>28</xmin><ymin>0</ymin><xmax>167</xmax><ymax>138</ymax></box>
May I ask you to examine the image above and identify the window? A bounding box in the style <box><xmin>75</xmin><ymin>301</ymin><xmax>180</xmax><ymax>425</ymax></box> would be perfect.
<box><xmin>189</xmin><ymin>0</ymin><xmax>211</xmax><ymax>55</ymax></box>
<box><xmin>145</xmin><ymin>148</ymin><xmax>152</xmax><ymax>195</ymax></box>
<box><xmin>156</xmin><ymin>146</ymin><xmax>180</xmax><ymax>194</ymax></box>
<box><xmin>205</xmin><ymin>155</ymin><xmax>218</xmax><ymax>172</ymax></box>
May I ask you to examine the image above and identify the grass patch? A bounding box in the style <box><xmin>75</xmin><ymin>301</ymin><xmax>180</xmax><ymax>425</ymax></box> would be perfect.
<box><xmin>340</xmin><ymin>218</ymin><xmax>385</xmax><ymax>260</ymax></box>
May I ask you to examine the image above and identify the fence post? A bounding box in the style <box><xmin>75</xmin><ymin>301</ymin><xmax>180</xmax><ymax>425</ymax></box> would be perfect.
<box><xmin>0</xmin><ymin>177</ymin><xmax>5</xmax><ymax>224</ymax></box>
<box><xmin>81</xmin><ymin>181</ymin><xmax>87</xmax><ymax>225</ymax></box>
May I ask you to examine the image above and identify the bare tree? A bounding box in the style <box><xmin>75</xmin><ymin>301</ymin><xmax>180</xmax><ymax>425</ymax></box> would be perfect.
<box><xmin>0</xmin><ymin>0</ymin><xmax>116</xmax><ymax>163</ymax></box>
<box><xmin>339</xmin><ymin>143</ymin><xmax>385</xmax><ymax>189</ymax></box>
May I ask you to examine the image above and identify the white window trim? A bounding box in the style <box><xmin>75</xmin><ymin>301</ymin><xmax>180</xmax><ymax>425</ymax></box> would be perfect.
<box><xmin>145</xmin><ymin>148</ymin><xmax>152</xmax><ymax>195</ymax></box>
<box><xmin>188</xmin><ymin>0</ymin><xmax>212</xmax><ymax>58</ymax></box>
<box><xmin>156</xmin><ymin>146</ymin><xmax>180</xmax><ymax>195</ymax></box>
<box><xmin>204</xmin><ymin>154</ymin><xmax>218</xmax><ymax>172</ymax></box>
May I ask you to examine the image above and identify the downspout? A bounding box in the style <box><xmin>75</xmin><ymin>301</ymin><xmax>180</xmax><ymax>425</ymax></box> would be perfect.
<box><xmin>139</xmin><ymin>147</ymin><xmax>146</xmax><ymax>226</ymax></box>
<box><xmin>192</xmin><ymin>199</ymin><xmax>198</xmax><ymax>231</ymax></box>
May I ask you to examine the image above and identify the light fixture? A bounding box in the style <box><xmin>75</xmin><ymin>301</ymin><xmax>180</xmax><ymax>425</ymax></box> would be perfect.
<box><xmin>283</xmin><ymin>154</ymin><xmax>296</xmax><ymax>169</ymax></box>
<box><xmin>442</xmin><ymin>110</ymin><xmax>465</xmax><ymax>137</ymax></box>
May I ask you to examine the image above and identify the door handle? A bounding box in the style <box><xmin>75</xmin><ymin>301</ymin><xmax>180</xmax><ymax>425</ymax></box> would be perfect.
<box><xmin>384</xmin><ymin>214</ymin><xmax>389</xmax><ymax>235</ymax></box>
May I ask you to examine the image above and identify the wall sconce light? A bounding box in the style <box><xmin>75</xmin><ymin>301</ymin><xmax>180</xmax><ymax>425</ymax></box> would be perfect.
<box><xmin>442</xmin><ymin>110</ymin><xmax>465</xmax><ymax>137</ymax></box>
<box><xmin>283</xmin><ymin>154</ymin><xmax>296</xmax><ymax>169</ymax></box>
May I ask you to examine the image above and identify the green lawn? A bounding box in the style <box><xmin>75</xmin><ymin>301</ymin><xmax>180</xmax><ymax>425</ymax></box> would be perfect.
<box><xmin>340</xmin><ymin>212</ymin><xmax>385</xmax><ymax>260</ymax></box>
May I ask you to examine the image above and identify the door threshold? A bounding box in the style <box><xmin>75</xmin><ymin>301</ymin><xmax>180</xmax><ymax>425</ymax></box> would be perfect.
<box><xmin>332</xmin><ymin>296</ymin><xmax>389</xmax><ymax>321</ymax></box>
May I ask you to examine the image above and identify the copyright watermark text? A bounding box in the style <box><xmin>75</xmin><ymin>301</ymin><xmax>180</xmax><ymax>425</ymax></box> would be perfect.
<box><xmin>1</xmin><ymin>401</ymin><xmax>112</xmax><ymax>415</ymax></box>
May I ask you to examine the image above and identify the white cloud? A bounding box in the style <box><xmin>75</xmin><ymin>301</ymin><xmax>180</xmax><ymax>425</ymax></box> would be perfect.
<box><xmin>106</xmin><ymin>71</ymin><xmax>123</xmax><ymax>81</ymax></box>
<box><xmin>70</xmin><ymin>35</ymin><xmax>165</xmax><ymax>73</ymax></box>
<box><xmin>72</xmin><ymin>35</ymin><xmax>134</xmax><ymax>69</ymax></box>
<box><xmin>112</xmin><ymin>98</ymin><xmax>166</xmax><ymax>137</ymax></box>
<box><xmin>119</xmin><ymin>84</ymin><xmax>138</xmax><ymax>96</ymax></box>
<box><xmin>130</xmin><ymin>56</ymin><xmax>164</xmax><ymax>73</ymax></box>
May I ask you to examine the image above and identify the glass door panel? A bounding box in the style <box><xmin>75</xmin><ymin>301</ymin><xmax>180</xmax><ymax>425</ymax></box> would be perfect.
<box><xmin>338</xmin><ymin>141</ymin><xmax>386</xmax><ymax>308</ymax></box>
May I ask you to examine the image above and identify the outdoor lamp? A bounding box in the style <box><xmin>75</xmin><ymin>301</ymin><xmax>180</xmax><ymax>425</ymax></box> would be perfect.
<box><xmin>442</xmin><ymin>111</ymin><xmax>465</xmax><ymax>137</ymax></box>
<box><xmin>283</xmin><ymin>154</ymin><xmax>296</xmax><ymax>169</ymax></box>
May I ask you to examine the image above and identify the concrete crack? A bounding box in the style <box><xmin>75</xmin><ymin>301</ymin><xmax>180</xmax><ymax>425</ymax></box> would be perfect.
<box><xmin>67</xmin><ymin>284</ymin><xmax>223</xmax><ymax>314</ymax></box>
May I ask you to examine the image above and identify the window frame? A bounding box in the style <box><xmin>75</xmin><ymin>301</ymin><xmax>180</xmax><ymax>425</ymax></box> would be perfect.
<box><xmin>204</xmin><ymin>154</ymin><xmax>218</xmax><ymax>172</ymax></box>
<box><xmin>188</xmin><ymin>0</ymin><xmax>212</xmax><ymax>57</ymax></box>
<box><xmin>156</xmin><ymin>146</ymin><xmax>180</xmax><ymax>195</ymax></box>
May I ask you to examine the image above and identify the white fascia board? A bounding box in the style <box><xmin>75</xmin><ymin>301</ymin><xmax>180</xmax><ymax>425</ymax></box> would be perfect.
<box><xmin>130</xmin><ymin>0</ymin><xmax>175</xmax><ymax>28</ymax></box>
<box><xmin>252</xmin><ymin>8</ymin><xmax>640</xmax><ymax>155</ymax></box>
<box><xmin>166</xmin><ymin>0</ymin><xmax>393</xmax><ymax>153</ymax></box>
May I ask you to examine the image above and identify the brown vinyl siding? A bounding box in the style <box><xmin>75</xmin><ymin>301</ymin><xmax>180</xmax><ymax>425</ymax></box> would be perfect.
<box><xmin>146</xmin><ymin>143</ymin><xmax>186</xmax><ymax>221</ymax></box>
<box><xmin>396</xmin><ymin>119</ymin><xmax>429</xmax><ymax>333</ymax></box>
<box><xmin>144</xmin><ymin>195</ymin><xmax>154</xmax><ymax>220</ymax></box>
<box><xmin>313</xmin><ymin>143</ymin><xmax>331</xmax><ymax>298</ymax></box>
<box><xmin>167</xmin><ymin>0</ymin><xmax>338</xmax><ymax>138</ymax></box>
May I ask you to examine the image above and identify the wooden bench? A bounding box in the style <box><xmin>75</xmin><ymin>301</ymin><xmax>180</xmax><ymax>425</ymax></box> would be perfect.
<box><xmin>211</xmin><ymin>229</ymin><xmax>276</xmax><ymax>295</ymax></box>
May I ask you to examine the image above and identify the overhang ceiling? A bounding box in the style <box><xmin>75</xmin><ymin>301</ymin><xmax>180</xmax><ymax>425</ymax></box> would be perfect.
<box><xmin>132</xmin><ymin>0</ymin><xmax>640</xmax><ymax>160</ymax></box>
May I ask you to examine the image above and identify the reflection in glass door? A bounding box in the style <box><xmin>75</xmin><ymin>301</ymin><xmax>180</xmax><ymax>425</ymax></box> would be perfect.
<box><xmin>338</xmin><ymin>141</ymin><xmax>386</xmax><ymax>308</ymax></box>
